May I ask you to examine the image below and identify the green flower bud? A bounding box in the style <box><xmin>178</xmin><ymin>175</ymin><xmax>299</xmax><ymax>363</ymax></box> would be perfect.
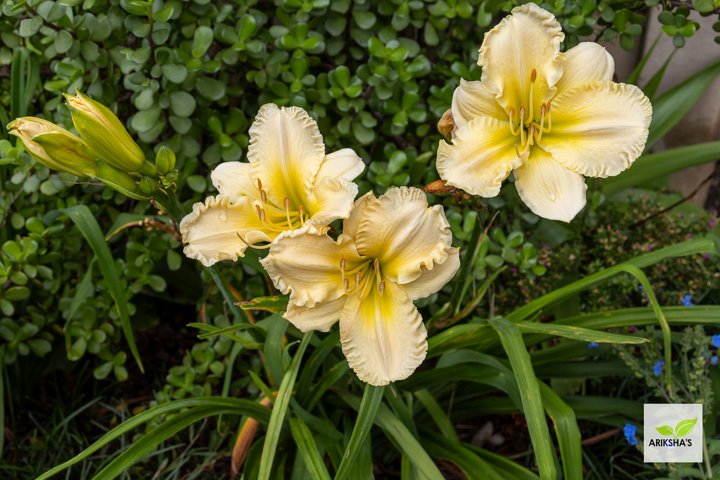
<box><xmin>96</xmin><ymin>161</ymin><xmax>148</xmax><ymax>200</ymax></box>
<box><xmin>155</xmin><ymin>146</ymin><xmax>176</xmax><ymax>174</ymax></box>
<box><xmin>139</xmin><ymin>176</ymin><xmax>158</xmax><ymax>195</ymax></box>
<box><xmin>7</xmin><ymin>117</ymin><xmax>97</xmax><ymax>177</ymax></box>
<box><xmin>65</xmin><ymin>92</ymin><xmax>146</xmax><ymax>172</ymax></box>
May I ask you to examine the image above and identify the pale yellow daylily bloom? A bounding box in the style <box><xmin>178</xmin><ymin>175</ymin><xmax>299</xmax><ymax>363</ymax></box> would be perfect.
<box><xmin>261</xmin><ymin>187</ymin><xmax>460</xmax><ymax>386</ymax></box>
<box><xmin>437</xmin><ymin>3</ymin><xmax>652</xmax><ymax>222</ymax></box>
<box><xmin>180</xmin><ymin>103</ymin><xmax>364</xmax><ymax>267</ymax></box>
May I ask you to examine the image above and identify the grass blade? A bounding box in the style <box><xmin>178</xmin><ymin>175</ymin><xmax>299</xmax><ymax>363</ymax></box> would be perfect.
<box><xmin>603</xmin><ymin>141</ymin><xmax>720</xmax><ymax>195</ymax></box>
<box><xmin>516</xmin><ymin>322</ymin><xmax>648</xmax><ymax>344</ymax></box>
<box><xmin>507</xmin><ymin>237</ymin><xmax>716</xmax><ymax>322</ymax></box>
<box><xmin>539</xmin><ymin>382</ymin><xmax>582</xmax><ymax>480</ymax></box>
<box><xmin>258</xmin><ymin>333</ymin><xmax>312</xmax><ymax>480</ymax></box>
<box><xmin>36</xmin><ymin>397</ymin><xmax>270</xmax><ymax>480</ymax></box>
<box><xmin>63</xmin><ymin>205</ymin><xmax>143</xmax><ymax>372</ymax></box>
<box><xmin>335</xmin><ymin>384</ymin><xmax>385</xmax><ymax>480</ymax></box>
<box><xmin>422</xmin><ymin>435</ymin><xmax>506</xmax><ymax>480</ymax></box>
<box><xmin>645</xmin><ymin>59</ymin><xmax>720</xmax><ymax>148</ymax></box>
<box><xmin>415</xmin><ymin>389</ymin><xmax>459</xmax><ymax>443</ymax></box>
<box><xmin>288</xmin><ymin>417</ymin><xmax>332</xmax><ymax>480</ymax></box>
<box><xmin>339</xmin><ymin>392</ymin><xmax>444</xmax><ymax>480</ymax></box>
<box><xmin>489</xmin><ymin>317</ymin><xmax>556</xmax><ymax>480</ymax></box>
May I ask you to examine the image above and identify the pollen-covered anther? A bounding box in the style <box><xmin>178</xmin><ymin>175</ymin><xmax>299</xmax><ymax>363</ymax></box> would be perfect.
<box><xmin>530</xmin><ymin>68</ymin><xmax>537</xmax><ymax>83</ymax></box>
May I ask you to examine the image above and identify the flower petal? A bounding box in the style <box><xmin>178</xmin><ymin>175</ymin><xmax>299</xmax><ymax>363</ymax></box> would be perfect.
<box><xmin>451</xmin><ymin>79</ymin><xmax>507</xmax><ymax>128</ymax></box>
<box><xmin>211</xmin><ymin>161</ymin><xmax>259</xmax><ymax>203</ymax></box>
<box><xmin>305</xmin><ymin>148</ymin><xmax>364</xmax><ymax>227</ymax></box>
<box><xmin>401</xmin><ymin>248</ymin><xmax>460</xmax><ymax>300</ymax></box>
<box><xmin>479</xmin><ymin>3</ymin><xmax>564</xmax><ymax>112</ymax></box>
<box><xmin>261</xmin><ymin>226</ymin><xmax>363</xmax><ymax>307</ymax></box>
<box><xmin>342</xmin><ymin>191</ymin><xmax>376</xmax><ymax>240</ymax></box>
<box><xmin>514</xmin><ymin>147</ymin><xmax>588</xmax><ymax>222</ymax></box>
<box><xmin>247</xmin><ymin>103</ymin><xmax>325</xmax><ymax>207</ymax></box>
<box><xmin>355</xmin><ymin>187</ymin><xmax>453</xmax><ymax>284</ymax></box>
<box><xmin>436</xmin><ymin>116</ymin><xmax>522</xmax><ymax>197</ymax></box>
<box><xmin>541</xmin><ymin>81</ymin><xmax>652</xmax><ymax>178</ymax></box>
<box><xmin>284</xmin><ymin>296</ymin><xmax>345</xmax><ymax>333</ymax></box>
<box><xmin>180</xmin><ymin>196</ymin><xmax>270</xmax><ymax>267</ymax></box>
<box><xmin>555</xmin><ymin>42</ymin><xmax>614</xmax><ymax>93</ymax></box>
<box><xmin>340</xmin><ymin>281</ymin><xmax>427</xmax><ymax>386</ymax></box>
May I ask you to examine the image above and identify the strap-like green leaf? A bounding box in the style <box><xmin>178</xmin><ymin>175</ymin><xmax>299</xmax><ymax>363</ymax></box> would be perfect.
<box><xmin>63</xmin><ymin>205</ymin><xmax>143</xmax><ymax>372</ymax></box>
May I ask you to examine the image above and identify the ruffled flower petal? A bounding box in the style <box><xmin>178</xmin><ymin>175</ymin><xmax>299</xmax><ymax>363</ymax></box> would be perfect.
<box><xmin>555</xmin><ymin>42</ymin><xmax>615</xmax><ymax>93</ymax></box>
<box><xmin>340</xmin><ymin>280</ymin><xmax>427</xmax><ymax>386</ymax></box>
<box><xmin>401</xmin><ymin>248</ymin><xmax>460</xmax><ymax>300</ymax></box>
<box><xmin>541</xmin><ymin>81</ymin><xmax>652</xmax><ymax>178</ymax></box>
<box><xmin>211</xmin><ymin>161</ymin><xmax>259</xmax><ymax>203</ymax></box>
<box><xmin>180</xmin><ymin>196</ymin><xmax>270</xmax><ymax>267</ymax></box>
<box><xmin>285</xmin><ymin>296</ymin><xmax>345</xmax><ymax>333</ymax></box>
<box><xmin>342</xmin><ymin>192</ymin><xmax>376</xmax><ymax>240</ymax></box>
<box><xmin>247</xmin><ymin>103</ymin><xmax>325</xmax><ymax>207</ymax></box>
<box><xmin>355</xmin><ymin>187</ymin><xmax>453</xmax><ymax>284</ymax></box>
<box><xmin>514</xmin><ymin>147</ymin><xmax>588</xmax><ymax>222</ymax></box>
<box><xmin>451</xmin><ymin>79</ymin><xmax>507</xmax><ymax>129</ymax></box>
<box><xmin>304</xmin><ymin>148</ymin><xmax>364</xmax><ymax>226</ymax></box>
<box><xmin>261</xmin><ymin>226</ymin><xmax>363</xmax><ymax>308</ymax></box>
<box><xmin>479</xmin><ymin>3</ymin><xmax>564</xmax><ymax>112</ymax></box>
<box><xmin>436</xmin><ymin>117</ymin><xmax>522</xmax><ymax>197</ymax></box>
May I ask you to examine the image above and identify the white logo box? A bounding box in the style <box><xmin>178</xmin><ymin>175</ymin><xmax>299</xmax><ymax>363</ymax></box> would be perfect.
<box><xmin>644</xmin><ymin>403</ymin><xmax>703</xmax><ymax>463</ymax></box>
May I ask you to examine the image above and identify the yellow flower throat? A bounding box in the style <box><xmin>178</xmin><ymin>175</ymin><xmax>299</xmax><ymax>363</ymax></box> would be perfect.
<box><xmin>507</xmin><ymin>68</ymin><xmax>553</xmax><ymax>155</ymax></box>
<box><xmin>253</xmin><ymin>178</ymin><xmax>308</xmax><ymax>233</ymax></box>
<box><xmin>340</xmin><ymin>257</ymin><xmax>386</xmax><ymax>300</ymax></box>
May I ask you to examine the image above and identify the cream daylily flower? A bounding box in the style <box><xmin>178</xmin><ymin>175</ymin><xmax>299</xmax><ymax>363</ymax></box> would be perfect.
<box><xmin>180</xmin><ymin>103</ymin><xmax>364</xmax><ymax>266</ymax></box>
<box><xmin>261</xmin><ymin>187</ymin><xmax>460</xmax><ymax>386</ymax></box>
<box><xmin>437</xmin><ymin>3</ymin><xmax>652</xmax><ymax>222</ymax></box>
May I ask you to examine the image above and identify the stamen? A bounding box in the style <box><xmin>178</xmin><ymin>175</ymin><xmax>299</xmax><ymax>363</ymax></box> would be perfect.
<box><xmin>519</xmin><ymin>107</ymin><xmax>526</xmax><ymax>146</ymax></box>
<box><xmin>527</xmin><ymin>81</ymin><xmax>535</xmax><ymax>126</ymax></box>
<box><xmin>355</xmin><ymin>271</ymin><xmax>361</xmax><ymax>289</ymax></box>
<box><xmin>530</xmin><ymin>68</ymin><xmax>537</xmax><ymax>83</ymax></box>
<box><xmin>255</xmin><ymin>204</ymin><xmax>265</xmax><ymax>223</ymax></box>
<box><xmin>344</xmin><ymin>278</ymin><xmax>349</xmax><ymax>291</ymax></box>
<box><xmin>260</xmin><ymin>189</ymin><xmax>267</xmax><ymax>204</ymax></box>
<box><xmin>298</xmin><ymin>205</ymin><xmax>305</xmax><ymax>224</ymax></box>
<box><xmin>256</xmin><ymin>179</ymin><xmax>263</xmax><ymax>191</ymax></box>
<box><xmin>284</xmin><ymin>197</ymin><xmax>292</xmax><ymax>227</ymax></box>
<box><xmin>373</xmin><ymin>258</ymin><xmax>382</xmax><ymax>287</ymax></box>
<box><xmin>544</xmin><ymin>102</ymin><xmax>552</xmax><ymax>132</ymax></box>
<box><xmin>340</xmin><ymin>257</ymin><xmax>346</xmax><ymax>285</ymax></box>
<box><xmin>236</xmin><ymin>232</ymin><xmax>271</xmax><ymax>250</ymax></box>
<box><xmin>508</xmin><ymin>108</ymin><xmax>519</xmax><ymax>136</ymax></box>
<box><xmin>378</xmin><ymin>281</ymin><xmax>385</xmax><ymax>296</ymax></box>
<box><xmin>527</xmin><ymin>124</ymin><xmax>535</xmax><ymax>146</ymax></box>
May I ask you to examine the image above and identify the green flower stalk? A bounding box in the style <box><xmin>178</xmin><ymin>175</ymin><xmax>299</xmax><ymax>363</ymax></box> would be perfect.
<box><xmin>64</xmin><ymin>92</ymin><xmax>155</xmax><ymax>175</ymax></box>
<box><xmin>7</xmin><ymin>116</ymin><xmax>97</xmax><ymax>177</ymax></box>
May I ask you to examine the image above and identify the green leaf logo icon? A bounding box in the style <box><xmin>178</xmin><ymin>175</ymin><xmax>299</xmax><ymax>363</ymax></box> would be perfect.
<box><xmin>674</xmin><ymin>418</ymin><xmax>698</xmax><ymax>438</ymax></box>
<box><xmin>655</xmin><ymin>418</ymin><xmax>698</xmax><ymax>438</ymax></box>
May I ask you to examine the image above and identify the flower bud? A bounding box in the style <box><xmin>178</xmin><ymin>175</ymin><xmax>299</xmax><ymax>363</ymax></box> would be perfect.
<box><xmin>7</xmin><ymin>117</ymin><xmax>97</xmax><ymax>177</ymax></box>
<box><xmin>139</xmin><ymin>176</ymin><xmax>158</xmax><ymax>195</ymax></box>
<box><xmin>65</xmin><ymin>92</ymin><xmax>146</xmax><ymax>172</ymax></box>
<box><xmin>96</xmin><ymin>161</ymin><xmax>148</xmax><ymax>200</ymax></box>
<box><xmin>155</xmin><ymin>146</ymin><xmax>176</xmax><ymax>174</ymax></box>
<box><xmin>437</xmin><ymin>109</ymin><xmax>455</xmax><ymax>140</ymax></box>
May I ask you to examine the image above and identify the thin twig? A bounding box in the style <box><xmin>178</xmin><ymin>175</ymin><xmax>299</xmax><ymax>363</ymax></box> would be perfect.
<box><xmin>629</xmin><ymin>172</ymin><xmax>714</xmax><ymax>230</ymax></box>
<box><xmin>581</xmin><ymin>428</ymin><xmax>621</xmax><ymax>447</ymax></box>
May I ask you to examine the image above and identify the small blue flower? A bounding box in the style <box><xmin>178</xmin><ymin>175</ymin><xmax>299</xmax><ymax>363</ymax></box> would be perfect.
<box><xmin>712</xmin><ymin>335</ymin><xmax>720</xmax><ymax>349</ymax></box>
<box><xmin>653</xmin><ymin>360</ymin><xmax>665</xmax><ymax>376</ymax></box>
<box><xmin>712</xmin><ymin>356</ymin><xmax>718</xmax><ymax>366</ymax></box>
<box><xmin>623</xmin><ymin>423</ymin><xmax>638</xmax><ymax>446</ymax></box>
<box><xmin>681</xmin><ymin>294</ymin><xmax>694</xmax><ymax>307</ymax></box>
<box><xmin>588</xmin><ymin>341</ymin><xmax>599</xmax><ymax>349</ymax></box>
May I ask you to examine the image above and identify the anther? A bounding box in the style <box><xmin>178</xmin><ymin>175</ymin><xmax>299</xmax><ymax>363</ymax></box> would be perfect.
<box><xmin>355</xmin><ymin>271</ymin><xmax>361</xmax><ymax>288</ymax></box>
<box><xmin>298</xmin><ymin>205</ymin><xmax>305</xmax><ymax>224</ymax></box>
<box><xmin>255</xmin><ymin>204</ymin><xmax>264</xmax><ymax>222</ymax></box>
<box><xmin>344</xmin><ymin>278</ymin><xmax>349</xmax><ymax>290</ymax></box>
<box><xmin>260</xmin><ymin>189</ymin><xmax>267</xmax><ymax>204</ymax></box>
<box><xmin>530</xmin><ymin>68</ymin><xmax>537</xmax><ymax>83</ymax></box>
<box><xmin>256</xmin><ymin>179</ymin><xmax>263</xmax><ymax>191</ymax></box>
<box><xmin>378</xmin><ymin>281</ymin><xmax>385</xmax><ymax>296</ymax></box>
<box><xmin>519</xmin><ymin>107</ymin><xmax>526</xmax><ymax>146</ymax></box>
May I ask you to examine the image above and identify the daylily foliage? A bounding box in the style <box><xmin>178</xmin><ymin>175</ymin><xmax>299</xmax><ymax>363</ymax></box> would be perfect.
<box><xmin>262</xmin><ymin>187</ymin><xmax>460</xmax><ymax>386</ymax></box>
<box><xmin>437</xmin><ymin>3</ymin><xmax>652</xmax><ymax>222</ymax></box>
<box><xmin>180</xmin><ymin>103</ymin><xmax>364</xmax><ymax>267</ymax></box>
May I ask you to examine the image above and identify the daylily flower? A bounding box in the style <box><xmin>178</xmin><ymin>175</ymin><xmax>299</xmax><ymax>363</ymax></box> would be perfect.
<box><xmin>180</xmin><ymin>103</ymin><xmax>364</xmax><ymax>267</ymax></box>
<box><xmin>261</xmin><ymin>187</ymin><xmax>460</xmax><ymax>386</ymax></box>
<box><xmin>436</xmin><ymin>3</ymin><xmax>652</xmax><ymax>222</ymax></box>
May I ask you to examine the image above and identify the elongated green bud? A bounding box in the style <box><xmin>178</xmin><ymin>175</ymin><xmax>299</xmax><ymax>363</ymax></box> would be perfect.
<box><xmin>155</xmin><ymin>146</ymin><xmax>176</xmax><ymax>174</ymax></box>
<box><xmin>7</xmin><ymin>117</ymin><xmax>97</xmax><ymax>177</ymax></box>
<box><xmin>96</xmin><ymin>161</ymin><xmax>148</xmax><ymax>200</ymax></box>
<box><xmin>65</xmin><ymin>92</ymin><xmax>146</xmax><ymax>172</ymax></box>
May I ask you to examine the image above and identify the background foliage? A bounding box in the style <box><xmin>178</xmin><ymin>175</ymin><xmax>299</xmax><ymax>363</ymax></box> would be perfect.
<box><xmin>1</xmin><ymin>0</ymin><xmax>720</xmax><ymax>478</ymax></box>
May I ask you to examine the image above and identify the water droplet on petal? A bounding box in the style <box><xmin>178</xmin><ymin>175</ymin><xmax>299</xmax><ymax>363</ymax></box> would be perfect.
<box><xmin>218</xmin><ymin>210</ymin><xmax>228</xmax><ymax>222</ymax></box>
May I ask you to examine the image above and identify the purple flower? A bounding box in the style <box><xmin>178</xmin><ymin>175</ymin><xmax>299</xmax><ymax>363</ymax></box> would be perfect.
<box><xmin>712</xmin><ymin>335</ymin><xmax>720</xmax><ymax>349</ymax></box>
<box><xmin>628</xmin><ymin>326</ymin><xmax>637</xmax><ymax>333</ymax></box>
<box><xmin>681</xmin><ymin>294</ymin><xmax>695</xmax><ymax>307</ymax></box>
<box><xmin>653</xmin><ymin>360</ymin><xmax>665</xmax><ymax>376</ymax></box>
<box><xmin>623</xmin><ymin>423</ymin><xmax>638</xmax><ymax>446</ymax></box>
<box><xmin>708</xmin><ymin>218</ymin><xmax>717</xmax><ymax>229</ymax></box>
<box><xmin>588</xmin><ymin>341</ymin><xmax>599</xmax><ymax>349</ymax></box>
